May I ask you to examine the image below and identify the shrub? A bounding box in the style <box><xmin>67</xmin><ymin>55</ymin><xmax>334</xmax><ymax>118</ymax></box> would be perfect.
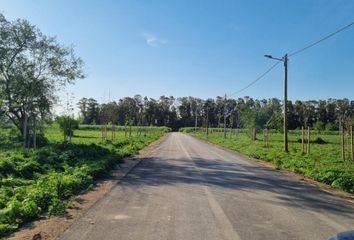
<box><xmin>20</xmin><ymin>199</ymin><xmax>40</xmax><ymax>220</ymax></box>
<box><xmin>325</xmin><ymin>122</ymin><xmax>337</xmax><ymax>131</ymax></box>
<box><xmin>0</xmin><ymin>158</ymin><xmax>15</xmax><ymax>176</ymax></box>
<box><xmin>48</xmin><ymin>199</ymin><xmax>67</xmax><ymax>216</ymax></box>
<box><xmin>331</xmin><ymin>174</ymin><xmax>354</xmax><ymax>193</ymax></box>
<box><xmin>0</xmin><ymin>223</ymin><xmax>17</xmax><ymax>236</ymax></box>
<box><xmin>15</xmin><ymin>159</ymin><xmax>41</xmax><ymax>179</ymax></box>
<box><xmin>313</xmin><ymin>121</ymin><xmax>325</xmax><ymax>133</ymax></box>
<box><xmin>312</xmin><ymin>137</ymin><xmax>327</xmax><ymax>144</ymax></box>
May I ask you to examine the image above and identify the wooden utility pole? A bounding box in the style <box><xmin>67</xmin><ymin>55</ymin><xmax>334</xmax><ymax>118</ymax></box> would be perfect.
<box><xmin>223</xmin><ymin>93</ymin><xmax>227</xmax><ymax>139</ymax></box>
<box><xmin>283</xmin><ymin>54</ymin><xmax>289</xmax><ymax>152</ymax></box>
<box><xmin>265</xmin><ymin>53</ymin><xmax>288</xmax><ymax>152</ymax></box>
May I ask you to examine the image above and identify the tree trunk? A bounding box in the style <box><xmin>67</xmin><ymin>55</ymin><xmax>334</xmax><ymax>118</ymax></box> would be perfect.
<box><xmin>33</xmin><ymin>116</ymin><xmax>37</xmax><ymax>149</ymax></box>
<box><xmin>23</xmin><ymin>113</ymin><xmax>28</xmax><ymax>148</ymax></box>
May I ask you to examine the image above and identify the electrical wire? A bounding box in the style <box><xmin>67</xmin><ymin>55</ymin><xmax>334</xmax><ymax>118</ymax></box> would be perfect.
<box><xmin>227</xmin><ymin>21</ymin><xmax>353</xmax><ymax>98</ymax></box>
<box><xmin>228</xmin><ymin>61</ymin><xmax>281</xmax><ymax>97</ymax></box>
<box><xmin>289</xmin><ymin>21</ymin><xmax>354</xmax><ymax>57</ymax></box>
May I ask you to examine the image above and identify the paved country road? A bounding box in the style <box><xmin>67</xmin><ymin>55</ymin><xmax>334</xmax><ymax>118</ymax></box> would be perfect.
<box><xmin>59</xmin><ymin>133</ymin><xmax>354</xmax><ymax>240</ymax></box>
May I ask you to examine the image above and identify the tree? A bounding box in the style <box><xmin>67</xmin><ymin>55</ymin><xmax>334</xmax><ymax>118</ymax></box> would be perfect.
<box><xmin>99</xmin><ymin>101</ymin><xmax>118</xmax><ymax>124</ymax></box>
<box><xmin>86</xmin><ymin>98</ymin><xmax>99</xmax><ymax>124</ymax></box>
<box><xmin>0</xmin><ymin>14</ymin><xmax>84</xmax><ymax>145</ymax></box>
<box><xmin>78</xmin><ymin>97</ymin><xmax>88</xmax><ymax>123</ymax></box>
<box><xmin>56</xmin><ymin>115</ymin><xmax>79</xmax><ymax>143</ymax></box>
<box><xmin>314</xmin><ymin>120</ymin><xmax>325</xmax><ymax>133</ymax></box>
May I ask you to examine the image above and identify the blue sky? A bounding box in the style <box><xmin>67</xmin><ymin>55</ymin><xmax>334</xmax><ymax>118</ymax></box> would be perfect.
<box><xmin>1</xmin><ymin>0</ymin><xmax>354</xmax><ymax>109</ymax></box>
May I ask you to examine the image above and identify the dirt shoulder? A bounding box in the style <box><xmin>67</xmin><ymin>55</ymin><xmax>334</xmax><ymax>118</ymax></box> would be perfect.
<box><xmin>186</xmin><ymin>133</ymin><xmax>354</xmax><ymax>204</ymax></box>
<box><xmin>6</xmin><ymin>135</ymin><xmax>167</xmax><ymax>240</ymax></box>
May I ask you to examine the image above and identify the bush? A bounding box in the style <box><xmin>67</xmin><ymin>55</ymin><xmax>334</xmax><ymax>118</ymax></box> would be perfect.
<box><xmin>313</xmin><ymin>121</ymin><xmax>325</xmax><ymax>133</ymax></box>
<box><xmin>48</xmin><ymin>199</ymin><xmax>67</xmax><ymax>216</ymax></box>
<box><xmin>20</xmin><ymin>199</ymin><xmax>41</xmax><ymax>220</ymax></box>
<box><xmin>0</xmin><ymin>158</ymin><xmax>15</xmax><ymax>176</ymax></box>
<box><xmin>15</xmin><ymin>159</ymin><xmax>41</xmax><ymax>179</ymax></box>
<box><xmin>312</xmin><ymin>137</ymin><xmax>327</xmax><ymax>144</ymax></box>
<box><xmin>325</xmin><ymin>122</ymin><xmax>337</xmax><ymax>131</ymax></box>
<box><xmin>331</xmin><ymin>174</ymin><xmax>354</xmax><ymax>193</ymax></box>
<box><xmin>296</xmin><ymin>137</ymin><xmax>327</xmax><ymax>144</ymax></box>
<box><xmin>0</xmin><ymin>223</ymin><xmax>17</xmax><ymax>236</ymax></box>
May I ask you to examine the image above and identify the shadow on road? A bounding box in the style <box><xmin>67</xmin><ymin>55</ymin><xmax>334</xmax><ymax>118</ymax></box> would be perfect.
<box><xmin>120</xmin><ymin>156</ymin><xmax>354</xmax><ymax>217</ymax></box>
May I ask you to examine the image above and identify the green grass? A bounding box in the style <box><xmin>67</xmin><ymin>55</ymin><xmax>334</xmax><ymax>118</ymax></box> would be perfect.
<box><xmin>180</xmin><ymin>127</ymin><xmax>354</xmax><ymax>193</ymax></box>
<box><xmin>0</xmin><ymin>125</ymin><xmax>168</xmax><ymax>237</ymax></box>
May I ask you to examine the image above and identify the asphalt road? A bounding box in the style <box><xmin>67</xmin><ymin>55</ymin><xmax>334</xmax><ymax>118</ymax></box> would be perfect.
<box><xmin>59</xmin><ymin>132</ymin><xmax>354</xmax><ymax>240</ymax></box>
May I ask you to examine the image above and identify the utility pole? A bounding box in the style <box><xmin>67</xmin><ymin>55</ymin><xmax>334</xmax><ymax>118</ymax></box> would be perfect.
<box><xmin>264</xmin><ymin>53</ymin><xmax>289</xmax><ymax>152</ymax></box>
<box><xmin>283</xmin><ymin>54</ymin><xmax>288</xmax><ymax>152</ymax></box>
<box><xmin>224</xmin><ymin>93</ymin><xmax>227</xmax><ymax>139</ymax></box>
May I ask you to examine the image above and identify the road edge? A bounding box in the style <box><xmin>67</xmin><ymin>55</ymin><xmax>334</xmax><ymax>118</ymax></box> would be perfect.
<box><xmin>6</xmin><ymin>134</ymin><xmax>169</xmax><ymax>240</ymax></box>
<box><xmin>184</xmin><ymin>133</ymin><xmax>354</xmax><ymax>204</ymax></box>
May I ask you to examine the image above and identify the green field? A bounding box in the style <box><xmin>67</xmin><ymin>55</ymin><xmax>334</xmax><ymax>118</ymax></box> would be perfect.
<box><xmin>181</xmin><ymin>127</ymin><xmax>354</xmax><ymax>194</ymax></box>
<box><xmin>0</xmin><ymin>125</ymin><xmax>168</xmax><ymax>237</ymax></box>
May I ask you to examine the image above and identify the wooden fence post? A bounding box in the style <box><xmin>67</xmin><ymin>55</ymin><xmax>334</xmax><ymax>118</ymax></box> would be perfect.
<box><xmin>301</xmin><ymin>126</ymin><xmax>304</xmax><ymax>153</ymax></box>
<box><xmin>263</xmin><ymin>129</ymin><xmax>266</xmax><ymax>147</ymax></box>
<box><xmin>351</xmin><ymin>126</ymin><xmax>353</xmax><ymax>161</ymax></box>
<box><xmin>104</xmin><ymin>125</ymin><xmax>106</xmax><ymax>140</ymax></box>
<box><xmin>307</xmin><ymin>127</ymin><xmax>310</xmax><ymax>155</ymax></box>
<box><xmin>266</xmin><ymin>129</ymin><xmax>269</xmax><ymax>147</ymax></box>
<box><xmin>347</xmin><ymin>130</ymin><xmax>350</xmax><ymax>160</ymax></box>
<box><xmin>112</xmin><ymin>124</ymin><xmax>115</xmax><ymax>140</ymax></box>
<box><xmin>251</xmin><ymin>128</ymin><xmax>256</xmax><ymax>141</ymax></box>
<box><xmin>341</xmin><ymin>126</ymin><xmax>345</xmax><ymax>160</ymax></box>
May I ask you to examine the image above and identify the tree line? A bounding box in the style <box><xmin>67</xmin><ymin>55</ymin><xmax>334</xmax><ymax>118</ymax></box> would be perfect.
<box><xmin>78</xmin><ymin>95</ymin><xmax>354</xmax><ymax>131</ymax></box>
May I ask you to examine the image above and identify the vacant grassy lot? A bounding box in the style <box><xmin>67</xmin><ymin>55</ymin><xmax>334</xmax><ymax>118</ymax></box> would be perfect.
<box><xmin>181</xmin><ymin>127</ymin><xmax>354</xmax><ymax>194</ymax></box>
<box><xmin>0</xmin><ymin>125</ymin><xmax>168</xmax><ymax>237</ymax></box>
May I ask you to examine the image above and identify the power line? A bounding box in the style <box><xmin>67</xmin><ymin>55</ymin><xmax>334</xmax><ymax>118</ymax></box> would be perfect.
<box><xmin>289</xmin><ymin>21</ymin><xmax>354</xmax><ymax>57</ymax></box>
<box><xmin>228</xmin><ymin>21</ymin><xmax>353</xmax><ymax>97</ymax></box>
<box><xmin>228</xmin><ymin>61</ymin><xmax>281</xmax><ymax>97</ymax></box>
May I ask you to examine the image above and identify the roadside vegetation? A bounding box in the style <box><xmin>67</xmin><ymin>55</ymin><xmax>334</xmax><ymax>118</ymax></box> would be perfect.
<box><xmin>0</xmin><ymin>124</ymin><xmax>168</xmax><ymax>237</ymax></box>
<box><xmin>180</xmin><ymin>127</ymin><xmax>354</xmax><ymax>193</ymax></box>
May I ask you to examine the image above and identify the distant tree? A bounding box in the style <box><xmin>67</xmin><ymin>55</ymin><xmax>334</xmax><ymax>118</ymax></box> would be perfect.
<box><xmin>314</xmin><ymin>120</ymin><xmax>325</xmax><ymax>133</ymax></box>
<box><xmin>177</xmin><ymin>97</ymin><xmax>193</xmax><ymax>127</ymax></box>
<box><xmin>325</xmin><ymin>122</ymin><xmax>336</xmax><ymax>131</ymax></box>
<box><xmin>78</xmin><ymin>98</ymin><xmax>89</xmax><ymax>123</ymax></box>
<box><xmin>99</xmin><ymin>101</ymin><xmax>118</xmax><ymax>124</ymax></box>
<box><xmin>86</xmin><ymin>98</ymin><xmax>99</xmax><ymax>124</ymax></box>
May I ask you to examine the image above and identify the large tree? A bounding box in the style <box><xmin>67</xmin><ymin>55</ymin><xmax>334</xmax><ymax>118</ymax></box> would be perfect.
<box><xmin>0</xmin><ymin>14</ymin><xmax>84</xmax><ymax>144</ymax></box>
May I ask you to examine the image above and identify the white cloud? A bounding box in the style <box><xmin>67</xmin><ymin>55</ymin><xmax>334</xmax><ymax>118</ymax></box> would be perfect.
<box><xmin>141</xmin><ymin>32</ymin><xmax>167</xmax><ymax>47</ymax></box>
